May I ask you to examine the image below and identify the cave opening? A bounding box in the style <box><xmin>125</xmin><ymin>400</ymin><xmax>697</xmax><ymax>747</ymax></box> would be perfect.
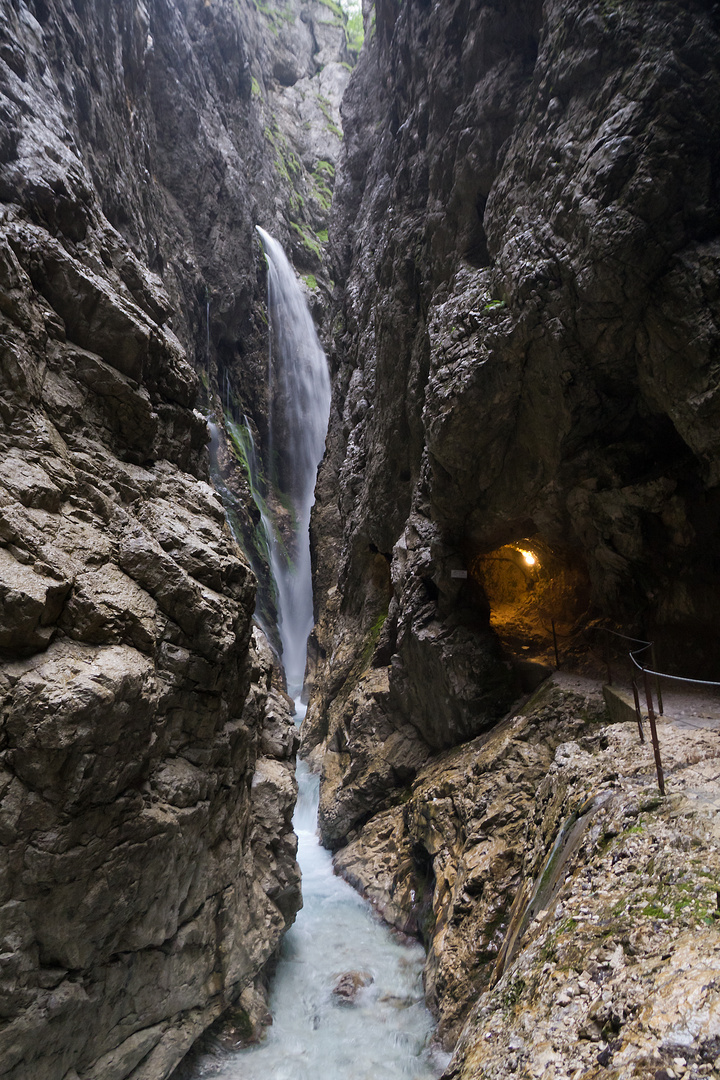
<box><xmin>469</xmin><ymin>540</ymin><xmax>593</xmax><ymax>678</ymax></box>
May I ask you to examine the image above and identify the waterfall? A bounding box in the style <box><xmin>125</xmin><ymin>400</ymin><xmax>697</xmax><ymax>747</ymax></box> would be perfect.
<box><xmin>190</xmin><ymin>237</ymin><xmax>444</xmax><ymax>1080</ymax></box>
<box><xmin>206</xmin><ymin>298</ymin><xmax>210</xmax><ymax>369</ymax></box>
<box><xmin>256</xmin><ymin>226</ymin><xmax>331</xmax><ymax>698</ymax></box>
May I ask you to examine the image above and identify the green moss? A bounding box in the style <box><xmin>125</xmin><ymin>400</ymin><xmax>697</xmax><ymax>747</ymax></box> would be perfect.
<box><xmin>226</xmin><ymin>1006</ymin><xmax>254</xmax><ymax>1043</ymax></box>
<box><xmin>311</xmin><ymin>181</ymin><xmax>332</xmax><ymax>212</ymax></box>
<box><xmin>317</xmin><ymin>0</ymin><xmax>344</xmax><ymax>18</ymax></box>
<box><xmin>251</xmin><ymin>0</ymin><xmax>295</xmax><ymax>33</ymax></box>
<box><xmin>642</xmin><ymin>902</ymin><xmax>668</xmax><ymax>918</ymax></box>
<box><xmin>251</xmin><ymin>75</ymin><xmax>261</xmax><ymax>97</ymax></box>
<box><xmin>360</xmin><ymin>610</ymin><xmax>388</xmax><ymax>668</ymax></box>
<box><xmin>226</xmin><ymin>419</ymin><xmax>253</xmax><ymax>486</ymax></box>
<box><xmin>315</xmin><ymin>94</ymin><xmax>343</xmax><ymax>140</ymax></box>
<box><xmin>500</xmin><ymin>975</ymin><xmax>526</xmax><ymax>1012</ymax></box>
<box><xmin>289</xmin><ymin>221</ymin><xmax>322</xmax><ymax>259</ymax></box>
<box><xmin>309</xmin><ymin>160</ymin><xmax>335</xmax><ymax>211</ymax></box>
<box><xmin>263</xmin><ymin>119</ymin><xmax>306</xmax><ymax>193</ymax></box>
<box><xmin>302</xmin><ymin>273</ymin><xmax>318</xmax><ymax>290</ymax></box>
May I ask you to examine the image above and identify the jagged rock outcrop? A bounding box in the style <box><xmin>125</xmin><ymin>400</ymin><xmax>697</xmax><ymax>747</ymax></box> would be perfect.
<box><xmin>0</xmin><ymin>208</ymin><xmax>301</xmax><ymax>1077</ymax></box>
<box><xmin>0</xmin><ymin>0</ymin><xmax>353</xmax><ymax>1075</ymax></box>
<box><xmin>303</xmin><ymin>0</ymin><xmax>720</xmax><ymax>1067</ymax></box>
<box><xmin>306</xmin><ymin>0</ymin><xmax>720</xmax><ymax>842</ymax></box>
<box><xmin>0</xmin><ymin>0</ymin><xmax>352</xmax><ymax>631</ymax></box>
<box><xmin>333</xmin><ymin>676</ymin><xmax>720</xmax><ymax>1076</ymax></box>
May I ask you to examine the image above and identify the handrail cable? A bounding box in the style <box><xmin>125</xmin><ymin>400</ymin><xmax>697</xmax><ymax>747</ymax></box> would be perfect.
<box><xmin>628</xmin><ymin>656</ymin><xmax>720</xmax><ymax>688</ymax></box>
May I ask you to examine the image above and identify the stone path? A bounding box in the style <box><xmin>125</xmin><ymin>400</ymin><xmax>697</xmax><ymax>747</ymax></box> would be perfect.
<box><xmin>552</xmin><ymin>671</ymin><xmax>720</xmax><ymax>819</ymax></box>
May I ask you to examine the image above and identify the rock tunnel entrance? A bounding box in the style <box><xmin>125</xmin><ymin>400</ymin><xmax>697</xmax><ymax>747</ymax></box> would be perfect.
<box><xmin>469</xmin><ymin>541</ymin><xmax>592</xmax><ymax>680</ymax></box>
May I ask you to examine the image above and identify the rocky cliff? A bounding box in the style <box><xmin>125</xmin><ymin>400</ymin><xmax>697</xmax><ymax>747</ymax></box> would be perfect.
<box><xmin>306</xmin><ymin>0</ymin><xmax>720</xmax><ymax>849</ymax></box>
<box><xmin>0</xmin><ymin>0</ymin><xmax>355</xmax><ymax>1075</ymax></box>
<box><xmin>335</xmin><ymin>675</ymin><xmax>720</xmax><ymax>1076</ymax></box>
<box><xmin>0</xmin><ymin>0</ymin><xmax>351</xmax><ymax>635</ymax></box>
<box><xmin>304</xmin><ymin>0</ymin><xmax>720</xmax><ymax>1068</ymax></box>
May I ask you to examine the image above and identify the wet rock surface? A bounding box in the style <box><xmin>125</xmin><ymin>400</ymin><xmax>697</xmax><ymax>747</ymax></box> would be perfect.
<box><xmin>332</xmin><ymin>969</ymin><xmax>374</xmax><ymax>1004</ymax></box>
<box><xmin>0</xmin><ymin>1</ymin><xmax>331</xmax><ymax>1075</ymax></box>
<box><xmin>333</xmin><ymin>676</ymin><xmax>720</xmax><ymax>1077</ymax></box>
<box><xmin>0</xmin><ymin>221</ymin><xmax>302</xmax><ymax>1073</ymax></box>
<box><xmin>306</xmin><ymin>0</ymin><xmax>720</xmax><ymax>867</ymax></box>
<box><xmin>0</xmin><ymin>0</ymin><xmax>351</xmax><ymax>629</ymax></box>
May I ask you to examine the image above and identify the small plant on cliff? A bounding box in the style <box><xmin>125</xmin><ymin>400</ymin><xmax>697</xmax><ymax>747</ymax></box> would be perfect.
<box><xmin>500</xmin><ymin>975</ymin><xmax>526</xmax><ymax>1012</ymax></box>
<box><xmin>290</xmin><ymin>221</ymin><xmax>322</xmax><ymax>259</ymax></box>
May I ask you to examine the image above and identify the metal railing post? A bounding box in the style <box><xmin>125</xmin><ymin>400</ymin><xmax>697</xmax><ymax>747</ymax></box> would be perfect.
<box><xmin>650</xmin><ymin>644</ymin><xmax>664</xmax><ymax>715</ymax></box>
<box><xmin>631</xmin><ymin>678</ymin><xmax>645</xmax><ymax>744</ymax></box>
<box><xmin>643</xmin><ymin>668</ymin><xmax>666</xmax><ymax>796</ymax></box>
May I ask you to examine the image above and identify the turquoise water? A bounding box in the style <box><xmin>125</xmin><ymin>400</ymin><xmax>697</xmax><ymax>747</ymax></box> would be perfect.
<box><xmin>189</xmin><ymin>750</ymin><xmax>444</xmax><ymax>1080</ymax></box>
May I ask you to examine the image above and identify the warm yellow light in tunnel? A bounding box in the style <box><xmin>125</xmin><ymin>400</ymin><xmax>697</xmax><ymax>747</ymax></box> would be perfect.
<box><xmin>516</xmin><ymin>548</ymin><xmax>537</xmax><ymax>567</ymax></box>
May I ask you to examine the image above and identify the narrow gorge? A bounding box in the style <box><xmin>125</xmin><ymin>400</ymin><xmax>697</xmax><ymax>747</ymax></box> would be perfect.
<box><xmin>1</xmin><ymin>2</ymin><xmax>719</xmax><ymax>1080</ymax></box>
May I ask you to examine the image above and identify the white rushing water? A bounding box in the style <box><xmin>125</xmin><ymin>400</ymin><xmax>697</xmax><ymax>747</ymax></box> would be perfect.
<box><xmin>256</xmin><ymin>225</ymin><xmax>331</xmax><ymax>697</ymax></box>
<box><xmin>191</xmin><ymin>707</ymin><xmax>442</xmax><ymax>1080</ymax></box>
<box><xmin>195</xmin><ymin>230</ymin><xmax>444</xmax><ymax>1080</ymax></box>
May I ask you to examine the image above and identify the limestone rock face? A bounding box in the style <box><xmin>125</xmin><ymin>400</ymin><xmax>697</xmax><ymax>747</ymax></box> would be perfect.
<box><xmin>0</xmin><ymin>0</ymin><xmax>351</xmax><ymax>634</ymax></box>
<box><xmin>307</xmin><ymin>0</ymin><xmax>720</xmax><ymax>1063</ymax></box>
<box><xmin>333</xmin><ymin>678</ymin><xmax>607</xmax><ymax>1045</ymax></box>
<box><xmin>333</xmin><ymin>676</ymin><xmax>720</xmax><ymax>1075</ymax></box>
<box><xmin>0</xmin><ymin>3</ymin><xmax>309</xmax><ymax>1076</ymax></box>
<box><xmin>307</xmin><ymin>0</ymin><xmax>720</xmax><ymax>846</ymax></box>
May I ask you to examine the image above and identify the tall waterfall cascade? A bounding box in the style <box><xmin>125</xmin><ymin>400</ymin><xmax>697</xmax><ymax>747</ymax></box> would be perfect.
<box><xmin>188</xmin><ymin>232</ymin><xmax>444</xmax><ymax>1079</ymax></box>
<box><xmin>256</xmin><ymin>225</ymin><xmax>331</xmax><ymax>698</ymax></box>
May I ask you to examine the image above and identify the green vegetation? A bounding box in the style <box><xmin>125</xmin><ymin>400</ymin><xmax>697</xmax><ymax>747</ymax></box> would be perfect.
<box><xmin>251</xmin><ymin>0</ymin><xmax>295</xmax><ymax>34</ymax></box>
<box><xmin>264</xmin><ymin>120</ymin><xmax>303</xmax><ymax>186</ymax></box>
<box><xmin>316</xmin><ymin>93</ymin><xmax>343</xmax><ymax>139</ymax></box>
<box><xmin>317</xmin><ymin>0</ymin><xmax>344</xmax><ymax>20</ymax></box>
<box><xmin>251</xmin><ymin>75</ymin><xmax>261</xmax><ymax>97</ymax></box>
<box><xmin>302</xmin><ymin>273</ymin><xmax>318</xmax><ymax>290</ymax></box>
<box><xmin>290</xmin><ymin>220</ymin><xmax>323</xmax><ymax>259</ymax></box>
<box><xmin>500</xmin><ymin>975</ymin><xmax>526</xmax><ymax>1012</ymax></box>
<box><xmin>340</xmin><ymin>0</ymin><xmax>364</xmax><ymax>52</ymax></box>
<box><xmin>225</xmin><ymin>417</ymin><xmax>256</xmax><ymax>489</ymax></box>
<box><xmin>226</xmin><ymin>1007</ymin><xmax>254</xmax><ymax>1043</ymax></box>
<box><xmin>360</xmin><ymin>609</ymin><xmax>388</xmax><ymax>668</ymax></box>
<box><xmin>484</xmin><ymin>299</ymin><xmax>507</xmax><ymax>312</ymax></box>
<box><xmin>309</xmin><ymin>159</ymin><xmax>335</xmax><ymax>212</ymax></box>
<box><xmin>310</xmin><ymin>177</ymin><xmax>332</xmax><ymax>212</ymax></box>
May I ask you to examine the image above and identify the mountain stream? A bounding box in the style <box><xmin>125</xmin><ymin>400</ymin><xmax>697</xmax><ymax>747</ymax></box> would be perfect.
<box><xmin>194</xmin><ymin>230</ymin><xmax>443</xmax><ymax>1079</ymax></box>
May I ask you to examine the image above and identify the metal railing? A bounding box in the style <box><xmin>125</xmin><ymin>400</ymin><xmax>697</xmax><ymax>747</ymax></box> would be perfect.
<box><xmin>590</xmin><ymin>626</ymin><xmax>720</xmax><ymax>798</ymax></box>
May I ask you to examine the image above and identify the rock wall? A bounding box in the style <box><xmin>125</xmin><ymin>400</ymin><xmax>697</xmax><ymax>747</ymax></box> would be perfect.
<box><xmin>0</xmin><ymin>0</ymin><xmax>351</xmax><ymax>632</ymax></box>
<box><xmin>306</xmin><ymin>0</ymin><xmax>720</xmax><ymax>833</ymax></box>
<box><xmin>0</xmin><ymin>0</ymin><xmax>352</xmax><ymax>1075</ymax></box>
<box><xmin>304</xmin><ymin>0</ymin><xmax>720</xmax><ymax>1066</ymax></box>
<box><xmin>334</xmin><ymin>675</ymin><xmax>720</xmax><ymax>1074</ymax></box>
